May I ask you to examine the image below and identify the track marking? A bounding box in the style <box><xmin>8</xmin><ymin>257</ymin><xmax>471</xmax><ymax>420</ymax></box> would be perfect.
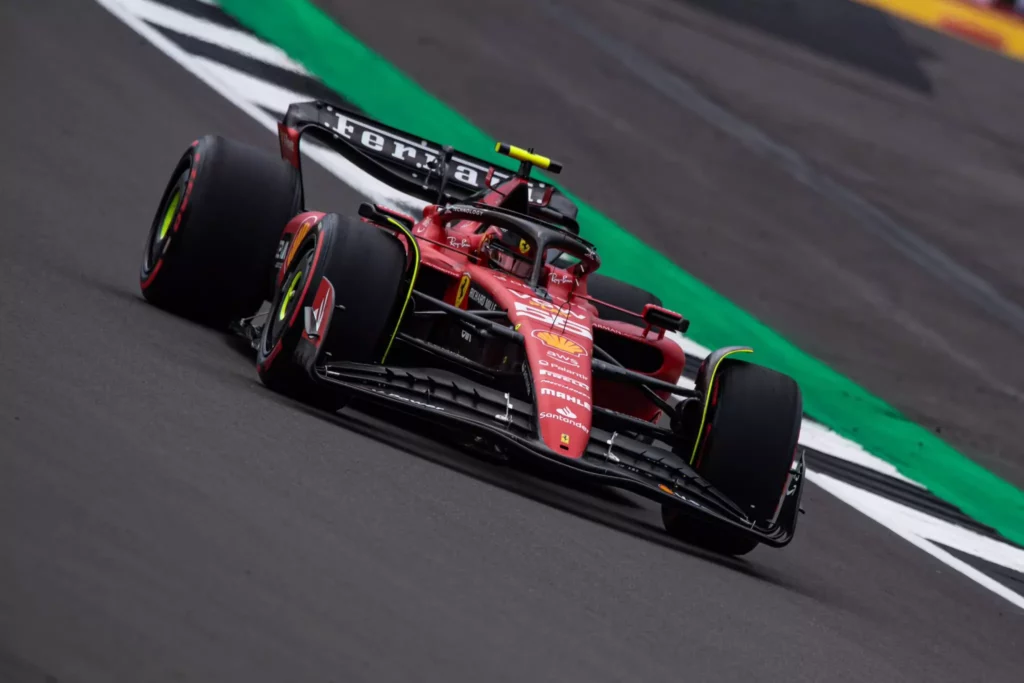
<box><xmin>811</xmin><ymin>471</ymin><xmax>1024</xmax><ymax>609</ymax></box>
<box><xmin>121</xmin><ymin>0</ymin><xmax>310</xmax><ymax>74</ymax></box>
<box><xmin>94</xmin><ymin>0</ymin><xmax>1024</xmax><ymax>609</ymax></box>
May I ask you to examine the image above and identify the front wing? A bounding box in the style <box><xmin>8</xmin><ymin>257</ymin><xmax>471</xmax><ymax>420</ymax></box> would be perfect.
<box><xmin>315</xmin><ymin>362</ymin><xmax>804</xmax><ymax>547</ymax></box>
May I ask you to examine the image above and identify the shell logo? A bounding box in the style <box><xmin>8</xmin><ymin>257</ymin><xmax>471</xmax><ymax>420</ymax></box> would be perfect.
<box><xmin>532</xmin><ymin>330</ymin><xmax>587</xmax><ymax>357</ymax></box>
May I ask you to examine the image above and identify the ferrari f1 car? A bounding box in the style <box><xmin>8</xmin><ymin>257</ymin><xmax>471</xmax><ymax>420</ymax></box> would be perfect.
<box><xmin>138</xmin><ymin>100</ymin><xmax>806</xmax><ymax>556</ymax></box>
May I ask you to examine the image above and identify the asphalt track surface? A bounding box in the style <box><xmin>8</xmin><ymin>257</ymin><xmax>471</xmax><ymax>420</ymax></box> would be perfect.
<box><xmin>1</xmin><ymin>1</ymin><xmax>1022</xmax><ymax>682</ymax></box>
<box><xmin>320</xmin><ymin>0</ymin><xmax>1024</xmax><ymax>489</ymax></box>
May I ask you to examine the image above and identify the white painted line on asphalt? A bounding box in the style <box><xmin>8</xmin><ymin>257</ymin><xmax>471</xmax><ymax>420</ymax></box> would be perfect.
<box><xmin>811</xmin><ymin>472</ymin><xmax>1024</xmax><ymax>609</ymax></box>
<box><xmin>120</xmin><ymin>0</ymin><xmax>311</xmax><ymax>75</ymax></box>
<box><xmin>193</xmin><ymin>57</ymin><xmax>308</xmax><ymax>114</ymax></box>
<box><xmin>95</xmin><ymin>0</ymin><xmax>1024</xmax><ymax>608</ymax></box>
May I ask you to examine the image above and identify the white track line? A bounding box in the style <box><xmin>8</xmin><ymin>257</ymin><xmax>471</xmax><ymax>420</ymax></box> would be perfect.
<box><xmin>125</xmin><ymin>0</ymin><xmax>311</xmax><ymax>74</ymax></box>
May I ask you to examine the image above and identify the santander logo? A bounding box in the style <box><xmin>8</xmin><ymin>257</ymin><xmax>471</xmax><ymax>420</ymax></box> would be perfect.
<box><xmin>556</xmin><ymin>406</ymin><xmax>577</xmax><ymax>419</ymax></box>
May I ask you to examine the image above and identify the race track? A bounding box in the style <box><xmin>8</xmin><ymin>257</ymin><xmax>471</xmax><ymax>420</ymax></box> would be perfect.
<box><xmin>1</xmin><ymin>1</ymin><xmax>1022</xmax><ymax>681</ymax></box>
<box><xmin>321</xmin><ymin>0</ymin><xmax>1024</xmax><ymax>490</ymax></box>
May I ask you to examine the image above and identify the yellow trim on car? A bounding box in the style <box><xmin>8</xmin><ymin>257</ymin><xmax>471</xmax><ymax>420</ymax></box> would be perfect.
<box><xmin>689</xmin><ymin>348</ymin><xmax>754</xmax><ymax>465</ymax></box>
<box><xmin>495</xmin><ymin>142</ymin><xmax>552</xmax><ymax>170</ymax></box>
<box><xmin>379</xmin><ymin>216</ymin><xmax>420</xmax><ymax>362</ymax></box>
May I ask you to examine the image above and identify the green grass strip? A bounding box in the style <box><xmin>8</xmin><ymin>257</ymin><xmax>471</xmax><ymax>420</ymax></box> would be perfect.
<box><xmin>220</xmin><ymin>0</ymin><xmax>1024</xmax><ymax>545</ymax></box>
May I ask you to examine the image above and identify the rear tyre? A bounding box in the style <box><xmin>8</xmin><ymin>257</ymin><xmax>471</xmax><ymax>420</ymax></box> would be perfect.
<box><xmin>256</xmin><ymin>213</ymin><xmax>408</xmax><ymax>404</ymax></box>
<box><xmin>586</xmin><ymin>274</ymin><xmax>662</xmax><ymax>324</ymax></box>
<box><xmin>140</xmin><ymin>135</ymin><xmax>301</xmax><ymax>326</ymax></box>
<box><xmin>662</xmin><ymin>360</ymin><xmax>802</xmax><ymax>556</ymax></box>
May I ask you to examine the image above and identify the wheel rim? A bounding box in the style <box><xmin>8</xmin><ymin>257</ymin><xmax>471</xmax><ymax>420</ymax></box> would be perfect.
<box><xmin>264</xmin><ymin>246</ymin><xmax>315</xmax><ymax>354</ymax></box>
<box><xmin>144</xmin><ymin>167</ymin><xmax>189</xmax><ymax>273</ymax></box>
<box><xmin>278</xmin><ymin>268</ymin><xmax>305</xmax><ymax>322</ymax></box>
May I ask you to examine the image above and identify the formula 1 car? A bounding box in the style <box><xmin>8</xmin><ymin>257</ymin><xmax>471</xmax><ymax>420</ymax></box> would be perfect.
<box><xmin>138</xmin><ymin>100</ymin><xmax>806</xmax><ymax>556</ymax></box>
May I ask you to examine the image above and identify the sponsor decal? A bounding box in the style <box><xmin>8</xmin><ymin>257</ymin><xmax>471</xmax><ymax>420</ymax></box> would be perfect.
<box><xmin>546</xmin><ymin>351</ymin><xmax>580</xmax><ymax>367</ymax></box>
<box><xmin>446</xmin><ymin>204</ymin><xmax>485</xmax><ymax>217</ymax></box>
<box><xmin>468</xmin><ymin>287</ymin><xmax>498</xmax><ymax>311</ymax></box>
<box><xmin>275</xmin><ymin>238</ymin><xmax>290</xmax><ymax>261</ymax></box>
<box><xmin>455</xmin><ymin>273</ymin><xmax>471</xmax><ymax>308</ymax></box>
<box><xmin>539</xmin><ymin>411</ymin><xmax>586</xmax><ymax>431</ymax></box>
<box><xmin>307</xmin><ymin>279</ymin><xmax>334</xmax><ymax>338</ymax></box>
<box><xmin>556</xmin><ymin>406</ymin><xmax>577</xmax><ymax>419</ymax></box>
<box><xmin>540</xmin><ymin>387</ymin><xmax>591</xmax><ymax>411</ymax></box>
<box><xmin>368</xmin><ymin>387</ymin><xmax>446</xmax><ymax>412</ymax></box>
<box><xmin>508</xmin><ymin>290</ymin><xmax>586</xmax><ymax>320</ymax></box>
<box><xmin>539</xmin><ymin>379</ymin><xmax>590</xmax><ymax>399</ymax></box>
<box><xmin>539</xmin><ymin>369</ymin><xmax>589</xmax><ymax>391</ymax></box>
<box><xmin>533</xmin><ymin>330</ymin><xmax>588</xmax><ymax>356</ymax></box>
<box><xmin>517</xmin><ymin>304</ymin><xmax>592</xmax><ymax>339</ymax></box>
<box><xmin>447</xmin><ymin>236</ymin><xmax>472</xmax><ymax>249</ymax></box>
<box><xmin>549</xmin><ymin>272</ymin><xmax>574</xmax><ymax>285</ymax></box>
<box><xmin>518</xmin><ymin>238</ymin><xmax>531</xmax><ymax>255</ymax></box>
<box><xmin>537</xmin><ymin>359</ymin><xmax>587</xmax><ymax>379</ymax></box>
<box><xmin>460</xmin><ymin>329</ymin><xmax>472</xmax><ymax>343</ymax></box>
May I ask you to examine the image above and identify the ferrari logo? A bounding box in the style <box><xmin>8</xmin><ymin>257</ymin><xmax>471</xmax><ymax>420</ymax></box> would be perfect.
<box><xmin>455</xmin><ymin>273</ymin><xmax>471</xmax><ymax>308</ymax></box>
<box><xmin>532</xmin><ymin>330</ymin><xmax>587</xmax><ymax>357</ymax></box>
<box><xmin>518</xmin><ymin>238</ymin><xmax>531</xmax><ymax>255</ymax></box>
<box><xmin>560</xmin><ymin>433</ymin><xmax>570</xmax><ymax>446</ymax></box>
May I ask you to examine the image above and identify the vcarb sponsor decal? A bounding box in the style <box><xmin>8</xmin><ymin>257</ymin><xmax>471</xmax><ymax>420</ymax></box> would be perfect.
<box><xmin>539</xmin><ymin>411</ymin><xmax>586</xmax><ymax>431</ymax></box>
<box><xmin>537</xmin><ymin>359</ymin><xmax>586</xmax><ymax>379</ymax></box>
<box><xmin>546</xmin><ymin>350</ymin><xmax>580</xmax><ymax>367</ymax></box>
<box><xmin>540</xmin><ymin>387</ymin><xmax>591</xmax><ymax>411</ymax></box>
<box><xmin>539</xmin><ymin>369</ymin><xmax>589</xmax><ymax>391</ymax></box>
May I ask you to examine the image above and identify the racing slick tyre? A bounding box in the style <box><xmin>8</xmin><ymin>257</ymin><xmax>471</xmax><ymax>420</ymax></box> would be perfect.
<box><xmin>256</xmin><ymin>213</ymin><xmax>408</xmax><ymax>404</ymax></box>
<box><xmin>662</xmin><ymin>360</ymin><xmax>802</xmax><ymax>556</ymax></box>
<box><xmin>586</xmin><ymin>274</ymin><xmax>662</xmax><ymax>324</ymax></box>
<box><xmin>139</xmin><ymin>135</ymin><xmax>301</xmax><ymax>326</ymax></box>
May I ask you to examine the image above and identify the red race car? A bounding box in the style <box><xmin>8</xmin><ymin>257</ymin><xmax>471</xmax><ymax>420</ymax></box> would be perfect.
<box><xmin>139</xmin><ymin>100</ymin><xmax>806</xmax><ymax>556</ymax></box>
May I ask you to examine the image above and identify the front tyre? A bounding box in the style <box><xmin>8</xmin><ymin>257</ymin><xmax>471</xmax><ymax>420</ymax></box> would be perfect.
<box><xmin>256</xmin><ymin>213</ymin><xmax>409</xmax><ymax>403</ymax></box>
<box><xmin>140</xmin><ymin>135</ymin><xmax>301</xmax><ymax>326</ymax></box>
<box><xmin>663</xmin><ymin>360</ymin><xmax>802</xmax><ymax>555</ymax></box>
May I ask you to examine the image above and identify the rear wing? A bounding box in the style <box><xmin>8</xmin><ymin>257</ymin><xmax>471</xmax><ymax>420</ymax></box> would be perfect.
<box><xmin>278</xmin><ymin>100</ymin><xmax>562</xmax><ymax>207</ymax></box>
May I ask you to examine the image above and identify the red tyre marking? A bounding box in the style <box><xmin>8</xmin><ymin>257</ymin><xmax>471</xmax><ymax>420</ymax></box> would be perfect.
<box><xmin>258</xmin><ymin>339</ymin><xmax>284</xmax><ymax>372</ymax></box>
<box><xmin>141</xmin><ymin>259</ymin><xmax>164</xmax><ymax>289</ymax></box>
<box><xmin>694</xmin><ymin>422</ymin><xmax>713</xmax><ymax>470</ymax></box>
